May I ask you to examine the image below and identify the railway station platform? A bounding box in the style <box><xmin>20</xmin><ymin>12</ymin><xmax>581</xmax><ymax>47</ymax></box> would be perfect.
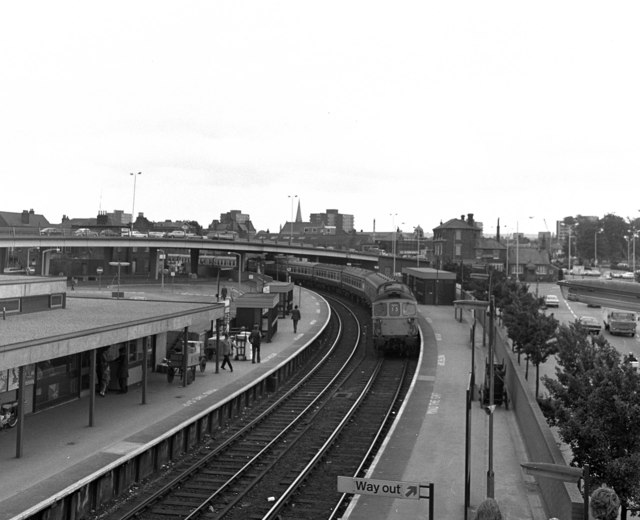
<box><xmin>0</xmin><ymin>286</ymin><xmax>329</xmax><ymax>520</ymax></box>
<box><xmin>343</xmin><ymin>304</ymin><xmax>547</xmax><ymax>520</ymax></box>
<box><xmin>0</xmin><ymin>289</ymin><xmax>545</xmax><ymax>520</ymax></box>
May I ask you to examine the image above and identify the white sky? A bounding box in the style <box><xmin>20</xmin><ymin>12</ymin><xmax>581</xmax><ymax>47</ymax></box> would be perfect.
<box><xmin>2</xmin><ymin>1</ymin><xmax>639</xmax><ymax>237</ymax></box>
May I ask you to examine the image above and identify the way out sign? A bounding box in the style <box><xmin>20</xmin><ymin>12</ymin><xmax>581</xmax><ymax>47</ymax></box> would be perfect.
<box><xmin>337</xmin><ymin>476</ymin><xmax>421</xmax><ymax>500</ymax></box>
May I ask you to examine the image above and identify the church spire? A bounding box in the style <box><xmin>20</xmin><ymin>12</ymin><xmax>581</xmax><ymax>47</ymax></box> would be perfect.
<box><xmin>296</xmin><ymin>199</ymin><xmax>302</xmax><ymax>222</ymax></box>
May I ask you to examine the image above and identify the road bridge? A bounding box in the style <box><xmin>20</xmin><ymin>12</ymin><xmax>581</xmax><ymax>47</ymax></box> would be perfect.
<box><xmin>0</xmin><ymin>236</ymin><xmax>379</xmax><ymax>278</ymax></box>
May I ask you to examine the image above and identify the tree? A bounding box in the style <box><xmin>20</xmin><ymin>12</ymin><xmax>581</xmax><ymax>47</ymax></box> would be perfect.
<box><xmin>183</xmin><ymin>220</ymin><xmax>203</xmax><ymax>235</ymax></box>
<box><xmin>500</xmin><ymin>291</ymin><xmax>558</xmax><ymax>396</ymax></box>
<box><xmin>542</xmin><ymin>324</ymin><xmax>640</xmax><ymax>519</ymax></box>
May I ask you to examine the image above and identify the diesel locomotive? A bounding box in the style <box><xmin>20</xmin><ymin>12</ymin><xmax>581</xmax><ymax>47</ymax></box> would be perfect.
<box><xmin>266</xmin><ymin>259</ymin><xmax>420</xmax><ymax>356</ymax></box>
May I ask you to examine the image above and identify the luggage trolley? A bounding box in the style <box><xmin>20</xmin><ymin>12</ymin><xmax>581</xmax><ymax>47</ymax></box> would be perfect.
<box><xmin>165</xmin><ymin>340</ymin><xmax>207</xmax><ymax>384</ymax></box>
<box><xmin>479</xmin><ymin>358</ymin><xmax>508</xmax><ymax>410</ymax></box>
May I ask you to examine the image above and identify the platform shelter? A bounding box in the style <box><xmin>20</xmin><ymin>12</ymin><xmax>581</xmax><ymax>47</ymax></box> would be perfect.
<box><xmin>265</xmin><ymin>281</ymin><xmax>294</xmax><ymax>317</ymax></box>
<box><xmin>402</xmin><ymin>267</ymin><xmax>456</xmax><ymax>305</ymax></box>
<box><xmin>233</xmin><ymin>292</ymin><xmax>280</xmax><ymax>342</ymax></box>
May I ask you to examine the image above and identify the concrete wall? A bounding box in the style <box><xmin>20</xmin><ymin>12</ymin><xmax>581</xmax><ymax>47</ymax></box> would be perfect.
<box><xmin>478</xmin><ymin>314</ymin><xmax>584</xmax><ymax>520</ymax></box>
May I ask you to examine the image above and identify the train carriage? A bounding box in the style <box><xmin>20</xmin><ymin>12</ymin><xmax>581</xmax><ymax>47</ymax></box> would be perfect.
<box><xmin>268</xmin><ymin>258</ymin><xmax>419</xmax><ymax>356</ymax></box>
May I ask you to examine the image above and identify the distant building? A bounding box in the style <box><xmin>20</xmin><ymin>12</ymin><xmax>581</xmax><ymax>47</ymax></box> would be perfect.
<box><xmin>309</xmin><ymin>209</ymin><xmax>354</xmax><ymax>233</ymax></box>
<box><xmin>0</xmin><ymin>209</ymin><xmax>50</xmax><ymax>233</ymax></box>
<box><xmin>208</xmin><ymin>210</ymin><xmax>256</xmax><ymax>240</ymax></box>
<box><xmin>432</xmin><ymin>213</ymin><xmax>483</xmax><ymax>266</ymax></box>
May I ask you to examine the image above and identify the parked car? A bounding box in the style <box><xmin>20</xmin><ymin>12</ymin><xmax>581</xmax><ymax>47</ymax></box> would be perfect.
<box><xmin>167</xmin><ymin>230</ymin><xmax>186</xmax><ymax>238</ymax></box>
<box><xmin>543</xmin><ymin>295</ymin><xmax>560</xmax><ymax>308</ymax></box>
<box><xmin>130</xmin><ymin>230</ymin><xmax>148</xmax><ymax>238</ymax></box>
<box><xmin>99</xmin><ymin>229</ymin><xmax>120</xmax><ymax>237</ymax></box>
<box><xmin>578</xmin><ymin>316</ymin><xmax>602</xmax><ymax>334</ymax></box>
<box><xmin>621</xmin><ymin>272</ymin><xmax>635</xmax><ymax>279</ymax></box>
<box><xmin>148</xmin><ymin>231</ymin><xmax>166</xmax><ymax>238</ymax></box>
<box><xmin>73</xmin><ymin>228</ymin><xmax>98</xmax><ymax>237</ymax></box>
<box><xmin>40</xmin><ymin>227</ymin><xmax>63</xmax><ymax>236</ymax></box>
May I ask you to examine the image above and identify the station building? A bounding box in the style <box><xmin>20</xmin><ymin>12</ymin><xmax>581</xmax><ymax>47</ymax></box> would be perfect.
<box><xmin>0</xmin><ymin>274</ymin><xmax>224</xmax><ymax>415</ymax></box>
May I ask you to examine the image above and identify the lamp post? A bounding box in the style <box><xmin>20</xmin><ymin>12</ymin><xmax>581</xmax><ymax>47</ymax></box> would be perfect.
<box><xmin>594</xmin><ymin>228</ymin><xmax>602</xmax><ymax>267</ymax></box>
<box><xmin>96</xmin><ymin>266</ymin><xmax>103</xmax><ymax>290</ymax></box>
<box><xmin>516</xmin><ymin>222</ymin><xmax>519</xmax><ymax>281</ymax></box>
<box><xmin>158</xmin><ymin>249</ymin><xmax>165</xmax><ymax>291</ymax></box>
<box><xmin>415</xmin><ymin>226</ymin><xmax>421</xmax><ymax>267</ymax></box>
<box><xmin>390</xmin><ymin>213</ymin><xmax>397</xmax><ymax>278</ymax></box>
<box><xmin>453</xmin><ymin>298</ymin><xmax>493</xmax><ymax>509</ymax></box>
<box><xmin>568</xmin><ymin>228</ymin><xmax>573</xmax><ymax>275</ymax></box>
<box><xmin>130</xmin><ymin>171</ymin><xmax>141</xmax><ymax>231</ymax></box>
<box><xmin>288</xmin><ymin>195</ymin><xmax>297</xmax><ymax>246</ymax></box>
<box><xmin>487</xmin><ymin>295</ymin><xmax>496</xmax><ymax>497</ymax></box>
<box><xmin>633</xmin><ymin>229</ymin><xmax>637</xmax><ymax>276</ymax></box>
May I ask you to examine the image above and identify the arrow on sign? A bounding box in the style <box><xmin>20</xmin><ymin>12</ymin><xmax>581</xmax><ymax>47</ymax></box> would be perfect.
<box><xmin>405</xmin><ymin>485</ymin><xmax>418</xmax><ymax>498</ymax></box>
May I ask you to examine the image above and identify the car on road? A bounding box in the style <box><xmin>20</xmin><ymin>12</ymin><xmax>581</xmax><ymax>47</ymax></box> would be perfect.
<box><xmin>99</xmin><ymin>229</ymin><xmax>120</xmax><ymax>237</ymax></box>
<box><xmin>130</xmin><ymin>230</ymin><xmax>148</xmax><ymax>238</ymax></box>
<box><xmin>566</xmin><ymin>290</ymin><xmax>578</xmax><ymax>301</ymax></box>
<box><xmin>40</xmin><ymin>227</ymin><xmax>63</xmax><ymax>236</ymax></box>
<box><xmin>73</xmin><ymin>228</ymin><xmax>98</xmax><ymax>237</ymax></box>
<box><xmin>543</xmin><ymin>294</ymin><xmax>560</xmax><ymax>308</ymax></box>
<box><xmin>578</xmin><ymin>316</ymin><xmax>602</xmax><ymax>335</ymax></box>
<box><xmin>167</xmin><ymin>230</ymin><xmax>186</xmax><ymax>238</ymax></box>
<box><xmin>621</xmin><ymin>272</ymin><xmax>635</xmax><ymax>279</ymax></box>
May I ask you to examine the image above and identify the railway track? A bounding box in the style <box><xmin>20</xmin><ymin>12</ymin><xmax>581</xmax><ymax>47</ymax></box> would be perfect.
<box><xmin>93</xmin><ymin>294</ymin><xmax>417</xmax><ymax>520</ymax></box>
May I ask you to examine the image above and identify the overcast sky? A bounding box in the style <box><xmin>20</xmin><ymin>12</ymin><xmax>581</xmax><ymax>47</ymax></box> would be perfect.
<box><xmin>2</xmin><ymin>2</ymin><xmax>639</xmax><ymax>237</ymax></box>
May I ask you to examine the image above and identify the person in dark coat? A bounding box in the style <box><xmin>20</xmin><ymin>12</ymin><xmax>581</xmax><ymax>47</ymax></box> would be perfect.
<box><xmin>249</xmin><ymin>324</ymin><xmax>261</xmax><ymax>363</ymax></box>
<box><xmin>291</xmin><ymin>305</ymin><xmax>301</xmax><ymax>333</ymax></box>
<box><xmin>117</xmin><ymin>348</ymin><xmax>129</xmax><ymax>394</ymax></box>
<box><xmin>220</xmin><ymin>335</ymin><xmax>233</xmax><ymax>372</ymax></box>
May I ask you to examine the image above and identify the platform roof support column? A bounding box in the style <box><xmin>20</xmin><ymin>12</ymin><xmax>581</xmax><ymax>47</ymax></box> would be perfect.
<box><xmin>141</xmin><ymin>337</ymin><xmax>148</xmax><ymax>405</ymax></box>
<box><xmin>89</xmin><ymin>350</ymin><xmax>96</xmax><ymax>427</ymax></box>
<box><xmin>16</xmin><ymin>366</ymin><xmax>25</xmax><ymax>458</ymax></box>
<box><xmin>182</xmin><ymin>326</ymin><xmax>189</xmax><ymax>387</ymax></box>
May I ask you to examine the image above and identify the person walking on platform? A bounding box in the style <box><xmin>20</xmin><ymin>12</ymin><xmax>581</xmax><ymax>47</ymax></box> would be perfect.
<box><xmin>249</xmin><ymin>324</ymin><xmax>261</xmax><ymax>363</ymax></box>
<box><xmin>291</xmin><ymin>305</ymin><xmax>301</xmax><ymax>333</ymax></box>
<box><xmin>220</xmin><ymin>334</ymin><xmax>233</xmax><ymax>372</ymax></box>
<box><xmin>98</xmin><ymin>350</ymin><xmax>110</xmax><ymax>397</ymax></box>
<box><xmin>116</xmin><ymin>347</ymin><xmax>129</xmax><ymax>394</ymax></box>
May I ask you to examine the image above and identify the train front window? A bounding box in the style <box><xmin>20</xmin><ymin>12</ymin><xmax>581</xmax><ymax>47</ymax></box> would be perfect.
<box><xmin>403</xmin><ymin>303</ymin><xmax>417</xmax><ymax>315</ymax></box>
<box><xmin>373</xmin><ymin>303</ymin><xmax>387</xmax><ymax>317</ymax></box>
<box><xmin>389</xmin><ymin>303</ymin><xmax>401</xmax><ymax>316</ymax></box>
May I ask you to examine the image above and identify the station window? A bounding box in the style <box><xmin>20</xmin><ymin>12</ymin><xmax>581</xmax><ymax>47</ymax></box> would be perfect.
<box><xmin>50</xmin><ymin>294</ymin><xmax>63</xmax><ymax>308</ymax></box>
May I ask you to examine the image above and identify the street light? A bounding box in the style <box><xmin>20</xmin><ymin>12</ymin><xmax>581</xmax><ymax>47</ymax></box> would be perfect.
<box><xmin>288</xmin><ymin>195</ymin><xmax>297</xmax><ymax>246</ymax></box>
<box><xmin>594</xmin><ymin>227</ymin><xmax>602</xmax><ymax>267</ymax></box>
<box><xmin>390</xmin><ymin>213</ymin><xmax>397</xmax><ymax>278</ymax></box>
<box><xmin>633</xmin><ymin>229</ymin><xmax>637</xmax><ymax>276</ymax></box>
<box><xmin>453</xmin><ymin>298</ymin><xmax>495</xmax><ymax>503</ymax></box>
<box><xmin>130</xmin><ymin>171</ymin><xmax>141</xmax><ymax>231</ymax></box>
<box><xmin>157</xmin><ymin>249</ymin><xmax>165</xmax><ymax>291</ymax></box>
<box><xmin>414</xmin><ymin>225</ymin><xmax>421</xmax><ymax>267</ymax></box>
<box><xmin>568</xmin><ymin>228</ymin><xmax>574</xmax><ymax>274</ymax></box>
<box><xmin>486</xmin><ymin>295</ymin><xmax>496</xmax><ymax>497</ymax></box>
